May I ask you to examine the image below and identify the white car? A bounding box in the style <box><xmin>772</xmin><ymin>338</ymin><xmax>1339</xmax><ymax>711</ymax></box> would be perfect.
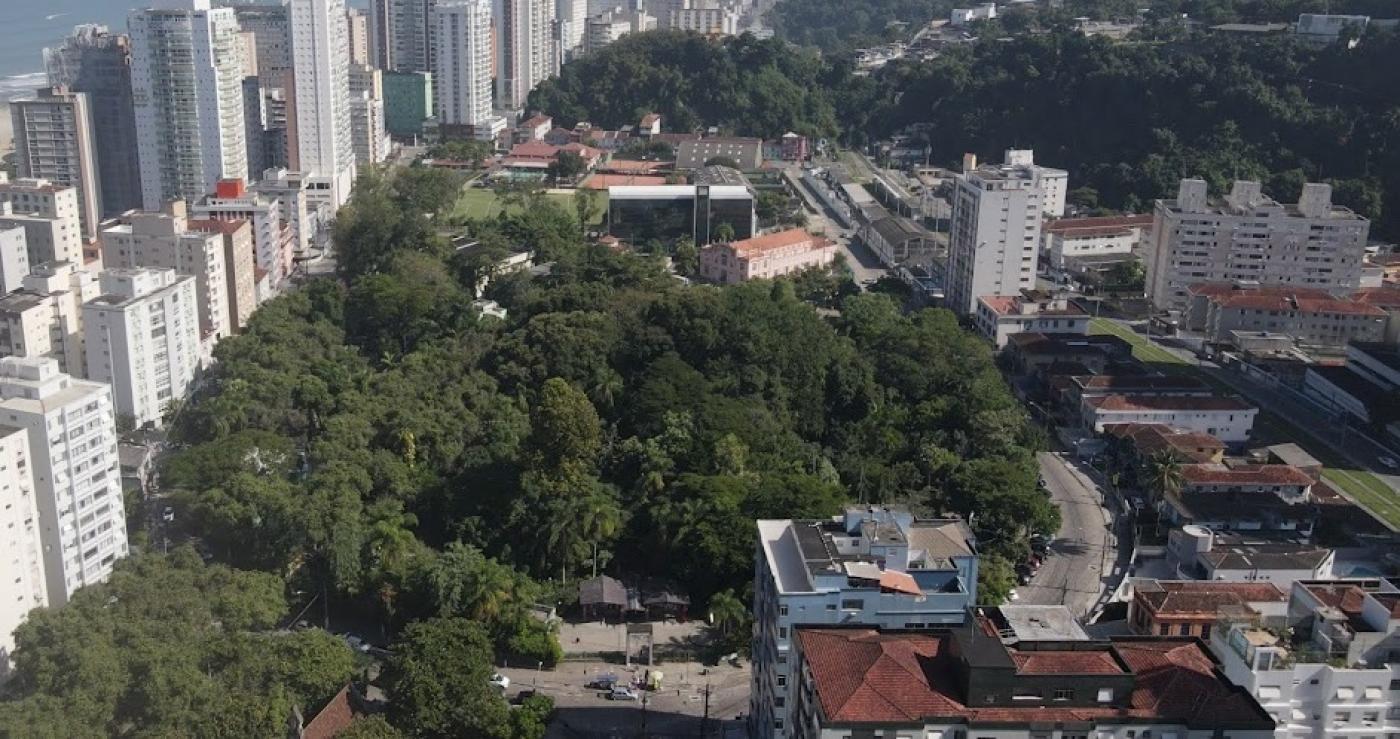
<box><xmin>1379</xmin><ymin>456</ymin><xmax>1398</xmax><ymax>470</ymax></box>
<box><xmin>490</xmin><ymin>673</ymin><xmax>510</xmax><ymax>690</ymax></box>
<box><xmin>1007</xmin><ymin>589</ymin><xmax>1020</xmax><ymax>602</ymax></box>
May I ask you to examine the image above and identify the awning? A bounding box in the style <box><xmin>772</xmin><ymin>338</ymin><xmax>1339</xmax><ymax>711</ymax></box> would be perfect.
<box><xmin>878</xmin><ymin>570</ymin><xmax>922</xmax><ymax>596</ymax></box>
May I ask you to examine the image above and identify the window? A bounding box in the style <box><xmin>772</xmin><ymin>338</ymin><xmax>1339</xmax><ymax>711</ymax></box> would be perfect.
<box><xmin>1178</xmin><ymin>624</ymin><xmax>1192</xmax><ymax>636</ymax></box>
<box><xmin>1053</xmin><ymin>688</ymin><xmax>1073</xmax><ymax>701</ymax></box>
<box><xmin>778</xmin><ymin>627</ymin><xmax>787</xmax><ymax>639</ymax></box>
<box><xmin>1096</xmin><ymin>688</ymin><xmax>1113</xmax><ymax>703</ymax></box>
<box><xmin>1158</xmin><ymin>624</ymin><xmax>1170</xmax><ymax>635</ymax></box>
<box><xmin>1335</xmin><ymin>712</ymin><xmax>1351</xmax><ymax>724</ymax></box>
<box><xmin>840</xmin><ymin>599</ymin><xmax>864</xmax><ymax>610</ymax></box>
<box><xmin>779</xmin><ymin>605</ymin><xmax>788</xmax><ymax>617</ymax></box>
<box><xmin>1012</xmin><ymin>689</ymin><xmax>1041</xmax><ymax>701</ymax></box>
<box><xmin>776</xmin><ymin>675</ymin><xmax>786</xmax><ymax>687</ymax></box>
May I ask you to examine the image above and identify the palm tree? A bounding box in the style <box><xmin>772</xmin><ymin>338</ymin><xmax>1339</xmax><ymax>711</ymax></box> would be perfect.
<box><xmin>577</xmin><ymin>491</ymin><xmax>622</xmax><ymax>579</ymax></box>
<box><xmin>1142</xmin><ymin>450</ymin><xmax>1184</xmax><ymax>535</ymax></box>
<box><xmin>708</xmin><ymin>589</ymin><xmax>745</xmax><ymax>636</ymax></box>
<box><xmin>713</xmin><ymin>222</ymin><xmax>736</xmax><ymax>243</ymax></box>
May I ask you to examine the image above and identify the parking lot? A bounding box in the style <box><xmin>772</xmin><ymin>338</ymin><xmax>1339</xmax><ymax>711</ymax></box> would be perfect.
<box><xmin>496</xmin><ymin>657</ymin><xmax>750</xmax><ymax>738</ymax></box>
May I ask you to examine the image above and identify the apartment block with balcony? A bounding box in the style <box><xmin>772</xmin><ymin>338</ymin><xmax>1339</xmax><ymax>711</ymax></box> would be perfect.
<box><xmin>0</xmin><ymin>356</ymin><xmax>128</xmax><ymax>607</ymax></box>
<box><xmin>0</xmin><ymin>262</ymin><xmax>99</xmax><ymax>378</ymax></box>
<box><xmin>0</xmin><ymin>424</ymin><xmax>46</xmax><ymax>681</ymax></box>
<box><xmin>0</xmin><ymin>175</ymin><xmax>84</xmax><ymax>268</ymax></box>
<box><xmin>9</xmin><ymin>86</ymin><xmax>103</xmax><ymax>243</ymax></box>
<box><xmin>751</xmin><ymin>506</ymin><xmax>979</xmax><ymax>739</ymax></box>
<box><xmin>1146</xmin><ymin>179</ymin><xmax>1368</xmax><ymax>315</ymax></box>
<box><xmin>1211</xmin><ymin>578</ymin><xmax>1400</xmax><ymax>737</ymax></box>
<box><xmin>975</xmin><ymin>291</ymin><xmax>1090</xmax><ymax>348</ymax></box>
<box><xmin>1182</xmin><ymin>282</ymin><xmax>1386</xmax><ymax>350</ymax></box>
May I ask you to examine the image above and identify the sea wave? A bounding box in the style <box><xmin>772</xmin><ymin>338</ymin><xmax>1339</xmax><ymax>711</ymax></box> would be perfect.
<box><xmin>0</xmin><ymin>71</ymin><xmax>49</xmax><ymax>102</ymax></box>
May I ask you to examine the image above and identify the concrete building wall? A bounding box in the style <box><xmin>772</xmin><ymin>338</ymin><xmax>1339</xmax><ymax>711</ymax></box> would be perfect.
<box><xmin>433</xmin><ymin>0</ymin><xmax>494</xmax><ymax>125</ymax></box>
<box><xmin>10</xmin><ymin>88</ymin><xmax>104</xmax><ymax>243</ymax></box>
<box><xmin>0</xmin><ymin>424</ymin><xmax>46</xmax><ymax>681</ymax></box>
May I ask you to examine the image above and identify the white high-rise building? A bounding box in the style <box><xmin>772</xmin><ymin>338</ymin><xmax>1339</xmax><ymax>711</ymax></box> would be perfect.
<box><xmin>0</xmin><ymin>227</ymin><xmax>30</xmax><ymax>295</ymax></box>
<box><xmin>1002</xmin><ymin>148</ymin><xmax>1067</xmax><ymax>218</ymax></box>
<box><xmin>0</xmin><ymin>356</ymin><xmax>128</xmax><ymax>607</ymax></box>
<box><xmin>0</xmin><ymin>263</ymin><xmax>99</xmax><ymax>379</ymax></box>
<box><xmin>433</xmin><ymin>0</ymin><xmax>494</xmax><ymax>126</ymax></box>
<box><xmin>945</xmin><ymin>154</ymin><xmax>1046</xmax><ymax>315</ymax></box>
<box><xmin>101</xmin><ymin>201</ymin><xmax>231</xmax><ymax>345</ymax></box>
<box><xmin>83</xmin><ymin>269</ymin><xmax>200</xmax><ymax>429</ymax></box>
<box><xmin>1146</xmin><ymin>179</ymin><xmax>1369</xmax><ymax>315</ymax></box>
<box><xmin>10</xmin><ymin>87</ymin><xmax>104</xmax><ymax>243</ymax></box>
<box><xmin>289</xmin><ymin>0</ymin><xmax>357</xmax><ymax>209</ymax></box>
<box><xmin>129</xmin><ymin>0</ymin><xmax>248</xmax><ymax>211</ymax></box>
<box><xmin>0</xmin><ymin>423</ymin><xmax>46</xmax><ymax>680</ymax></box>
<box><xmin>0</xmin><ymin>175</ymin><xmax>84</xmax><ymax>268</ymax></box>
<box><xmin>497</xmin><ymin>0</ymin><xmax>557</xmax><ymax>110</ymax></box>
<box><xmin>668</xmin><ymin>0</ymin><xmax>741</xmax><ymax>36</ymax></box>
<box><xmin>557</xmin><ymin>0</ymin><xmax>587</xmax><ymax>59</ymax></box>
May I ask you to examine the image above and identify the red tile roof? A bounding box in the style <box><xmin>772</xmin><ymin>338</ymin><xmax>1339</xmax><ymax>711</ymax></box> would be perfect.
<box><xmin>797</xmin><ymin>629</ymin><xmax>1271</xmax><ymax>728</ymax></box>
<box><xmin>1135</xmin><ymin>581</ymin><xmax>1286</xmax><ymax>617</ymax></box>
<box><xmin>727</xmin><ymin>228</ymin><xmax>825</xmax><ymax>257</ymax></box>
<box><xmin>1042</xmin><ymin>214</ymin><xmax>1153</xmax><ymax>237</ymax></box>
<box><xmin>1352</xmin><ymin>287</ymin><xmax>1400</xmax><ymax>308</ymax></box>
<box><xmin>1087</xmin><ymin>395</ymin><xmax>1254</xmax><ymax>412</ymax></box>
<box><xmin>1187</xmin><ymin>283</ymin><xmax>1335</xmax><ymax>300</ymax></box>
<box><xmin>302</xmin><ymin>685</ymin><xmax>356</xmax><ymax>739</ymax></box>
<box><xmin>1211</xmin><ymin>290</ymin><xmax>1386</xmax><ymax>316</ymax></box>
<box><xmin>1181</xmin><ymin>463</ymin><xmax>1314</xmax><ymax>486</ymax></box>
<box><xmin>979</xmin><ymin>295</ymin><xmax>1019</xmax><ymax>315</ymax></box>
<box><xmin>1011</xmin><ymin>650</ymin><xmax>1123</xmax><ymax>675</ymax></box>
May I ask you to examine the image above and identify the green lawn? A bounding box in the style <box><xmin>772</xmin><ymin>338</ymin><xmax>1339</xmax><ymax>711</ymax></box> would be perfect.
<box><xmin>449</xmin><ymin>186</ymin><xmax>607</xmax><ymax>223</ymax></box>
<box><xmin>1089</xmin><ymin>318</ymin><xmax>1400</xmax><ymax>530</ymax></box>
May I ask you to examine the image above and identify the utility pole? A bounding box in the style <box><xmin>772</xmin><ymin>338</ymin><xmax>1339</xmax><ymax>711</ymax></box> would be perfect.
<box><xmin>700</xmin><ymin>682</ymin><xmax>712</xmax><ymax>738</ymax></box>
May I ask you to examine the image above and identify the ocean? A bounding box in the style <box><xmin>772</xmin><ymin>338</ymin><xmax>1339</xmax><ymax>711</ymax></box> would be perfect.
<box><xmin>0</xmin><ymin>1</ymin><xmax>136</xmax><ymax>99</ymax></box>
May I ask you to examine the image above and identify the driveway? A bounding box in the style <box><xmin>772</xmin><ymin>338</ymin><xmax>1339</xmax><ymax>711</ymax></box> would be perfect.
<box><xmin>1018</xmin><ymin>452</ymin><xmax>1127</xmax><ymax>618</ymax></box>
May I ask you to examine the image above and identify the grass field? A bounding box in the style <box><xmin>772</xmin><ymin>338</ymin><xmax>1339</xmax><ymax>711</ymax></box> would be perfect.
<box><xmin>1089</xmin><ymin>318</ymin><xmax>1400</xmax><ymax>530</ymax></box>
<box><xmin>450</xmin><ymin>186</ymin><xmax>607</xmax><ymax>224</ymax></box>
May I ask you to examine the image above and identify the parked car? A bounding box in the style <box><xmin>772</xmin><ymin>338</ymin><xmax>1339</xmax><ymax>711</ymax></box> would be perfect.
<box><xmin>1379</xmin><ymin>456</ymin><xmax>1398</xmax><ymax>470</ymax></box>
<box><xmin>607</xmin><ymin>686</ymin><xmax>639</xmax><ymax>701</ymax></box>
<box><xmin>490</xmin><ymin>673</ymin><xmax>510</xmax><ymax>691</ymax></box>
<box><xmin>343</xmin><ymin>634</ymin><xmax>371</xmax><ymax>653</ymax></box>
<box><xmin>586</xmin><ymin>674</ymin><xmax>619</xmax><ymax>690</ymax></box>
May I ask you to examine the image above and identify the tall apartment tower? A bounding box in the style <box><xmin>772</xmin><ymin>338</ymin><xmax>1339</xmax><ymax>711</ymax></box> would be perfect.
<box><xmin>83</xmin><ymin>269</ymin><xmax>201</xmax><ymax>429</ymax></box>
<box><xmin>370</xmin><ymin>0</ymin><xmax>438</xmax><ymax>72</ymax></box>
<box><xmin>0</xmin><ymin>356</ymin><xmax>128</xmax><ymax>607</ymax></box>
<box><xmin>750</xmin><ymin>507</ymin><xmax>980</xmax><ymax>739</ymax></box>
<box><xmin>349</xmin><ymin>65</ymin><xmax>392</xmax><ymax>166</ymax></box>
<box><xmin>0</xmin><ymin>423</ymin><xmax>46</xmax><ymax>679</ymax></box>
<box><xmin>945</xmin><ymin>155</ymin><xmax>1045</xmax><ymax>315</ymax></box>
<box><xmin>497</xmin><ymin>0</ymin><xmax>556</xmax><ymax>109</ymax></box>
<box><xmin>432</xmin><ymin>0</ymin><xmax>494</xmax><ymax>126</ymax></box>
<box><xmin>1146</xmin><ymin>179</ymin><xmax>1369</xmax><ymax>315</ymax></box>
<box><xmin>10</xmin><ymin>87</ymin><xmax>104</xmax><ymax>244</ymax></box>
<box><xmin>44</xmin><ymin>25</ymin><xmax>143</xmax><ymax>218</ymax></box>
<box><xmin>101</xmin><ymin>201</ymin><xmax>231</xmax><ymax>344</ymax></box>
<box><xmin>288</xmin><ymin>0</ymin><xmax>358</xmax><ymax>208</ymax></box>
<box><xmin>1002</xmin><ymin>148</ymin><xmax>1068</xmax><ymax>218</ymax></box>
<box><xmin>557</xmin><ymin>0</ymin><xmax>587</xmax><ymax>59</ymax></box>
<box><xmin>231</xmin><ymin>3</ymin><xmax>294</xmax><ymax>86</ymax></box>
<box><xmin>0</xmin><ymin>175</ymin><xmax>85</xmax><ymax>268</ymax></box>
<box><xmin>128</xmin><ymin>0</ymin><xmax>248</xmax><ymax>211</ymax></box>
<box><xmin>347</xmin><ymin>7</ymin><xmax>372</xmax><ymax>65</ymax></box>
<box><xmin>188</xmin><ymin>219</ymin><xmax>258</xmax><ymax>332</ymax></box>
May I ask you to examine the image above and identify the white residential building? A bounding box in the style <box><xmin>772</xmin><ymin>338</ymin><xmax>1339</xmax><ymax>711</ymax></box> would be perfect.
<box><xmin>668</xmin><ymin>0</ymin><xmax>741</xmax><ymax>35</ymax></box>
<box><xmin>751</xmin><ymin>506</ymin><xmax>979</xmax><ymax>739</ymax></box>
<box><xmin>83</xmin><ymin>269</ymin><xmax>200</xmax><ymax>429</ymax></box>
<box><xmin>432</xmin><ymin>0</ymin><xmax>494</xmax><ymax>126</ymax></box>
<box><xmin>1082</xmin><ymin>394</ymin><xmax>1258</xmax><ymax>443</ymax></box>
<box><xmin>0</xmin><ymin>227</ymin><xmax>29</xmax><ymax>295</ymax></box>
<box><xmin>1002</xmin><ymin>149</ymin><xmax>1067</xmax><ymax>217</ymax></box>
<box><xmin>100</xmin><ymin>201</ymin><xmax>231</xmax><ymax>345</ymax></box>
<box><xmin>0</xmin><ymin>175</ymin><xmax>84</xmax><ymax>268</ymax></box>
<box><xmin>945</xmin><ymin>155</ymin><xmax>1044</xmax><ymax>315</ymax></box>
<box><xmin>0</xmin><ymin>356</ymin><xmax>128</xmax><ymax>607</ymax></box>
<box><xmin>193</xmin><ymin>176</ymin><xmax>297</xmax><ymax>292</ymax></box>
<box><xmin>252</xmin><ymin>168</ymin><xmax>332</xmax><ymax>268</ymax></box>
<box><xmin>349</xmin><ymin>65</ymin><xmax>392</xmax><ymax>167</ymax></box>
<box><xmin>0</xmin><ymin>263</ymin><xmax>99</xmax><ymax>378</ymax></box>
<box><xmin>497</xmin><ymin>0</ymin><xmax>557</xmax><ymax>109</ymax></box>
<box><xmin>288</xmin><ymin>0</ymin><xmax>357</xmax><ymax>209</ymax></box>
<box><xmin>557</xmin><ymin>0</ymin><xmax>588</xmax><ymax>59</ymax></box>
<box><xmin>1211</xmin><ymin>578</ymin><xmax>1400</xmax><ymax>738</ymax></box>
<box><xmin>1041</xmin><ymin>214</ymin><xmax>1152</xmax><ymax>270</ymax></box>
<box><xmin>346</xmin><ymin>6</ymin><xmax>372</xmax><ymax>65</ymax></box>
<box><xmin>9</xmin><ymin>87</ymin><xmax>103</xmax><ymax>242</ymax></box>
<box><xmin>129</xmin><ymin>0</ymin><xmax>248</xmax><ymax>210</ymax></box>
<box><xmin>0</xmin><ymin>423</ymin><xmax>46</xmax><ymax>680</ymax></box>
<box><xmin>974</xmin><ymin>292</ymin><xmax>1090</xmax><ymax>348</ymax></box>
<box><xmin>1145</xmin><ymin>179</ymin><xmax>1368</xmax><ymax>315</ymax></box>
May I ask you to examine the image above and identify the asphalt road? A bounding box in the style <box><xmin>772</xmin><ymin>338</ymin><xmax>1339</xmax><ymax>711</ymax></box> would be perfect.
<box><xmin>1018</xmin><ymin>452</ymin><xmax>1122</xmax><ymax>618</ymax></box>
<box><xmin>782</xmin><ymin>164</ymin><xmax>889</xmax><ymax>287</ymax></box>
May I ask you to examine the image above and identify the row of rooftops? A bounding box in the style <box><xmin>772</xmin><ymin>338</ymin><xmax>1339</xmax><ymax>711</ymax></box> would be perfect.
<box><xmin>794</xmin><ymin>607</ymin><xmax>1276</xmax><ymax>730</ymax></box>
<box><xmin>1187</xmin><ymin>282</ymin><xmax>1389</xmax><ymax>317</ymax></box>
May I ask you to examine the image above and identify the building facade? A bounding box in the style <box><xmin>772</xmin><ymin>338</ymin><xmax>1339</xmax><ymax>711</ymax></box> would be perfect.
<box><xmin>974</xmin><ymin>292</ymin><xmax>1090</xmax><ymax>349</ymax></box>
<box><xmin>1182</xmin><ymin>283</ymin><xmax>1387</xmax><ymax>349</ymax></box>
<box><xmin>82</xmin><ymin>269</ymin><xmax>201</xmax><ymax>428</ymax></box>
<box><xmin>1146</xmin><ymin>180</ymin><xmax>1368</xmax><ymax>315</ymax></box>
<box><xmin>100</xmin><ymin>201</ymin><xmax>231</xmax><ymax>344</ymax></box>
<box><xmin>698</xmin><ymin>228</ymin><xmax>836</xmax><ymax>284</ymax></box>
<box><xmin>0</xmin><ymin>356</ymin><xmax>129</xmax><ymax>607</ymax></box>
<box><xmin>945</xmin><ymin>156</ymin><xmax>1045</xmax><ymax>315</ymax></box>
<box><xmin>369</xmin><ymin>0</ymin><xmax>438</xmax><ymax>73</ymax></box>
<box><xmin>0</xmin><ymin>423</ymin><xmax>46</xmax><ymax>680</ymax></box>
<box><xmin>432</xmin><ymin>0</ymin><xmax>494</xmax><ymax>126</ymax></box>
<box><xmin>607</xmin><ymin>184</ymin><xmax>755</xmax><ymax>246</ymax></box>
<box><xmin>497</xmin><ymin>0</ymin><xmax>557</xmax><ymax>109</ymax></box>
<box><xmin>0</xmin><ymin>264</ymin><xmax>98</xmax><ymax>378</ymax></box>
<box><xmin>288</xmin><ymin>0</ymin><xmax>357</xmax><ymax>208</ymax></box>
<box><xmin>0</xmin><ymin>176</ymin><xmax>85</xmax><ymax>268</ymax></box>
<box><xmin>383</xmin><ymin>70</ymin><xmax>434</xmax><ymax>136</ymax></box>
<box><xmin>1041</xmin><ymin>213</ymin><xmax>1152</xmax><ymax>271</ymax></box>
<box><xmin>1082</xmin><ymin>394</ymin><xmax>1258</xmax><ymax>443</ymax></box>
<box><xmin>188</xmin><ymin>219</ymin><xmax>258</xmax><ymax>332</ymax></box>
<box><xmin>10</xmin><ymin>87</ymin><xmax>103</xmax><ymax>243</ymax></box>
<box><xmin>752</xmin><ymin>507</ymin><xmax>980</xmax><ymax>739</ymax></box>
<box><xmin>44</xmin><ymin>24</ymin><xmax>144</xmax><ymax>218</ymax></box>
<box><xmin>129</xmin><ymin>0</ymin><xmax>249</xmax><ymax>210</ymax></box>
